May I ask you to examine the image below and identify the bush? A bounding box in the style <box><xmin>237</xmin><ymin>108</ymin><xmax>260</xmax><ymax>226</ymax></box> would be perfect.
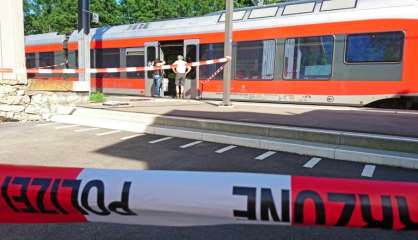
<box><xmin>90</xmin><ymin>92</ymin><xmax>105</xmax><ymax>103</ymax></box>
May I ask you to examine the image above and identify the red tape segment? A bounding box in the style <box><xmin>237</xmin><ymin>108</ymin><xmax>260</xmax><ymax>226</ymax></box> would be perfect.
<box><xmin>0</xmin><ymin>164</ymin><xmax>416</xmax><ymax>230</ymax></box>
<box><xmin>0</xmin><ymin>57</ymin><xmax>231</xmax><ymax>75</ymax></box>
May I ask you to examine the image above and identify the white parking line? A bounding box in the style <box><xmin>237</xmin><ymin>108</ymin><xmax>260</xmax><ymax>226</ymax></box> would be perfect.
<box><xmin>361</xmin><ymin>165</ymin><xmax>376</xmax><ymax>178</ymax></box>
<box><xmin>55</xmin><ymin>125</ymin><xmax>80</xmax><ymax>130</ymax></box>
<box><xmin>121</xmin><ymin>134</ymin><xmax>145</xmax><ymax>140</ymax></box>
<box><xmin>149</xmin><ymin>137</ymin><xmax>173</xmax><ymax>144</ymax></box>
<box><xmin>215</xmin><ymin>145</ymin><xmax>237</xmax><ymax>154</ymax></box>
<box><xmin>36</xmin><ymin>123</ymin><xmax>57</xmax><ymax>127</ymax></box>
<box><xmin>303</xmin><ymin>157</ymin><xmax>322</xmax><ymax>168</ymax></box>
<box><xmin>96</xmin><ymin>130</ymin><xmax>121</xmax><ymax>136</ymax></box>
<box><xmin>255</xmin><ymin>151</ymin><xmax>276</xmax><ymax>160</ymax></box>
<box><xmin>180</xmin><ymin>141</ymin><xmax>203</xmax><ymax>149</ymax></box>
<box><xmin>74</xmin><ymin>128</ymin><xmax>100</xmax><ymax>133</ymax></box>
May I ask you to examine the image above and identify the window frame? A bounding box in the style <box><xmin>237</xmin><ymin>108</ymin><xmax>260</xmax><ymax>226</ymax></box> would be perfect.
<box><xmin>344</xmin><ymin>31</ymin><xmax>405</xmax><ymax>65</ymax></box>
<box><xmin>248</xmin><ymin>6</ymin><xmax>282</xmax><ymax>20</ymax></box>
<box><xmin>126</xmin><ymin>47</ymin><xmax>145</xmax><ymax>79</ymax></box>
<box><xmin>320</xmin><ymin>0</ymin><xmax>358</xmax><ymax>12</ymax></box>
<box><xmin>282</xmin><ymin>2</ymin><xmax>316</xmax><ymax>16</ymax></box>
<box><xmin>25</xmin><ymin>53</ymin><xmax>36</xmax><ymax>69</ymax></box>
<box><xmin>218</xmin><ymin>10</ymin><xmax>247</xmax><ymax>23</ymax></box>
<box><xmin>199</xmin><ymin>43</ymin><xmax>225</xmax><ymax>80</ymax></box>
<box><xmin>95</xmin><ymin>48</ymin><xmax>121</xmax><ymax>78</ymax></box>
<box><xmin>282</xmin><ymin>35</ymin><xmax>336</xmax><ymax>81</ymax></box>
<box><xmin>38</xmin><ymin>51</ymin><xmax>56</xmax><ymax>69</ymax></box>
<box><xmin>235</xmin><ymin>39</ymin><xmax>277</xmax><ymax>81</ymax></box>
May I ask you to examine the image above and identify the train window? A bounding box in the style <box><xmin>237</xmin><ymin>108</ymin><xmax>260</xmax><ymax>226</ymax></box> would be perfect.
<box><xmin>200</xmin><ymin>43</ymin><xmax>224</xmax><ymax>80</ymax></box>
<box><xmin>146</xmin><ymin>46</ymin><xmax>156</xmax><ymax>65</ymax></box>
<box><xmin>283</xmin><ymin>36</ymin><xmax>334</xmax><ymax>80</ymax></box>
<box><xmin>320</xmin><ymin>0</ymin><xmax>357</xmax><ymax>11</ymax></box>
<box><xmin>68</xmin><ymin>51</ymin><xmax>78</xmax><ymax>68</ymax></box>
<box><xmin>248</xmin><ymin>7</ymin><xmax>279</xmax><ymax>19</ymax></box>
<box><xmin>345</xmin><ymin>32</ymin><xmax>404</xmax><ymax>63</ymax></box>
<box><xmin>126</xmin><ymin>48</ymin><xmax>145</xmax><ymax>79</ymax></box>
<box><xmin>39</xmin><ymin>52</ymin><xmax>55</xmax><ymax>68</ymax></box>
<box><xmin>282</xmin><ymin>2</ymin><xmax>315</xmax><ymax>15</ymax></box>
<box><xmin>26</xmin><ymin>53</ymin><xmax>36</xmax><ymax>69</ymax></box>
<box><xmin>95</xmin><ymin>48</ymin><xmax>120</xmax><ymax>77</ymax></box>
<box><xmin>186</xmin><ymin>45</ymin><xmax>197</xmax><ymax>80</ymax></box>
<box><xmin>218</xmin><ymin>10</ymin><xmax>246</xmax><ymax>22</ymax></box>
<box><xmin>236</xmin><ymin>40</ymin><xmax>275</xmax><ymax>80</ymax></box>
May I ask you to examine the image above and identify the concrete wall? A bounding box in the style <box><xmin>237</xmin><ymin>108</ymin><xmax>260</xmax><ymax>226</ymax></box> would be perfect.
<box><xmin>0</xmin><ymin>0</ymin><xmax>26</xmax><ymax>83</ymax></box>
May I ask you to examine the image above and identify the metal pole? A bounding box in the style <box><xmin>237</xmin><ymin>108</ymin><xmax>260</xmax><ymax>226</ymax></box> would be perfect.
<box><xmin>78</xmin><ymin>0</ymin><xmax>91</xmax><ymax>93</ymax></box>
<box><xmin>223</xmin><ymin>0</ymin><xmax>233</xmax><ymax>106</ymax></box>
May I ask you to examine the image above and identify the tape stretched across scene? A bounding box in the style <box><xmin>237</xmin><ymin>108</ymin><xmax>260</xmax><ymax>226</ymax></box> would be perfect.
<box><xmin>0</xmin><ymin>57</ymin><xmax>232</xmax><ymax>75</ymax></box>
<box><xmin>0</xmin><ymin>164</ymin><xmax>417</xmax><ymax>231</ymax></box>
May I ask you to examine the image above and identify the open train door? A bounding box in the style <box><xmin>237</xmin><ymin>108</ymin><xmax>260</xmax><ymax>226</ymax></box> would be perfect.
<box><xmin>184</xmin><ymin>39</ymin><xmax>199</xmax><ymax>99</ymax></box>
<box><xmin>144</xmin><ymin>41</ymin><xmax>159</xmax><ymax>97</ymax></box>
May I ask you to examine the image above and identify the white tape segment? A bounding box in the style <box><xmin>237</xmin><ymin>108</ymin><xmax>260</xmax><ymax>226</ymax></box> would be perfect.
<box><xmin>78</xmin><ymin>170</ymin><xmax>291</xmax><ymax>226</ymax></box>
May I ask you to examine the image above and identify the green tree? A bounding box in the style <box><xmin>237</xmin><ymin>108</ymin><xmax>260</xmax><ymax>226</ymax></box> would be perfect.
<box><xmin>90</xmin><ymin>0</ymin><xmax>124</xmax><ymax>28</ymax></box>
<box><xmin>24</xmin><ymin>0</ymin><xmax>123</xmax><ymax>34</ymax></box>
<box><xmin>24</xmin><ymin>0</ymin><xmax>78</xmax><ymax>34</ymax></box>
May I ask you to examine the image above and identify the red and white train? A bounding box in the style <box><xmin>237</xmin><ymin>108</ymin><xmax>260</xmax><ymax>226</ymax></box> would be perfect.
<box><xmin>24</xmin><ymin>0</ymin><xmax>418</xmax><ymax>107</ymax></box>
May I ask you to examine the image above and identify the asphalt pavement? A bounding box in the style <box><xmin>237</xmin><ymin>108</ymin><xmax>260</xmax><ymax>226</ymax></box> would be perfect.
<box><xmin>0</xmin><ymin>122</ymin><xmax>417</xmax><ymax>239</ymax></box>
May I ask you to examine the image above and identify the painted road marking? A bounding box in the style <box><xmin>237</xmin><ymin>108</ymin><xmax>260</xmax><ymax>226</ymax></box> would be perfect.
<box><xmin>361</xmin><ymin>165</ymin><xmax>376</xmax><ymax>178</ymax></box>
<box><xmin>121</xmin><ymin>134</ymin><xmax>145</xmax><ymax>141</ymax></box>
<box><xmin>215</xmin><ymin>145</ymin><xmax>237</xmax><ymax>154</ymax></box>
<box><xmin>180</xmin><ymin>141</ymin><xmax>203</xmax><ymax>149</ymax></box>
<box><xmin>255</xmin><ymin>151</ymin><xmax>276</xmax><ymax>160</ymax></box>
<box><xmin>96</xmin><ymin>130</ymin><xmax>122</xmax><ymax>136</ymax></box>
<box><xmin>149</xmin><ymin>137</ymin><xmax>173</xmax><ymax>144</ymax></box>
<box><xmin>303</xmin><ymin>157</ymin><xmax>322</xmax><ymax>168</ymax></box>
<box><xmin>36</xmin><ymin>123</ymin><xmax>57</xmax><ymax>127</ymax></box>
<box><xmin>74</xmin><ymin>128</ymin><xmax>100</xmax><ymax>133</ymax></box>
<box><xmin>55</xmin><ymin>125</ymin><xmax>80</xmax><ymax>130</ymax></box>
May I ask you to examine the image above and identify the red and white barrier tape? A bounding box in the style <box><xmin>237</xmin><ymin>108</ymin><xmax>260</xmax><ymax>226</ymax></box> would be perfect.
<box><xmin>202</xmin><ymin>63</ymin><xmax>227</xmax><ymax>84</ymax></box>
<box><xmin>0</xmin><ymin>57</ymin><xmax>231</xmax><ymax>75</ymax></box>
<box><xmin>0</xmin><ymin>164</ymin><xmax>417</xmax><ymax>230</ymax></box>
<box><xmin>38</xmin><ymin>60</ymin><xmax>69</xmax><ymax>69</ymax></box>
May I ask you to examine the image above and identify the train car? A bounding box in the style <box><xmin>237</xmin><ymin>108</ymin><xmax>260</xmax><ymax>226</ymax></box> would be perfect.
<box><xmin>25</xmin><ymin>0</ymin><xmax>418</xmax><ymax>107</ymax></box>
<box><xmin>24</xmin><ymin>32</ymin><xmax>69</xmax><ymax>80</ymax></box>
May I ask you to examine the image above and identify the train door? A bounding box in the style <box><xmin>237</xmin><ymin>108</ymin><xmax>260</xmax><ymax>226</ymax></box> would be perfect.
<box><xmin>159</xmin><ymin>40</ymin><xmax>184</xmax><ymax>97</ymax></box>
<box><xmin>184</xmin><ymin>39</ymin><xmax>199</xmax><ymax>99</ymax></box>
<box><xmin>144</xmin><ymin>41</ymin><xmax>158</xmax><ymax>97</ymax></box>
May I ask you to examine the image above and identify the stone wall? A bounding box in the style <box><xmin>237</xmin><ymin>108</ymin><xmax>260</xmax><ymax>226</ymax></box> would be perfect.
<box><xmin>0</xmin><ymin>81</ymin><xmax>88</xmax><ymax>121</ymax></box>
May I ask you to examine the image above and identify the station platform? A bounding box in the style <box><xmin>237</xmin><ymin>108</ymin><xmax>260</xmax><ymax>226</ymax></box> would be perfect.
<box><xmin>49</xmin><ymin>96</ymin><xmax>418</xmax><ymax>169</ymax></box>
<box><xmin>81</xmin><ymin>96</ymin><xmax>418</xmax><ymax>139</ymax></box>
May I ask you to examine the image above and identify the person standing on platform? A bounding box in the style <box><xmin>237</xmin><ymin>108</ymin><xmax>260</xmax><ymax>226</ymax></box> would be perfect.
<box><xmin>153</xmin><ymin>59</ymin><xmax>165</xmax><ymax>97</ymax></box>
<box><xmin>172</xmin><ymin>55</ymin><xmax>191</xmax><ymax>99</ymax></box>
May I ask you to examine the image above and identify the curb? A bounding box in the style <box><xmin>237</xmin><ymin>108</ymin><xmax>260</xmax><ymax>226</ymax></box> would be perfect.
<box><xmin>50</xmin><ymin>108</ymin><xmax>418</xmax><ymax>170</ymax></box>
<box><xmin>72</xmin><ymin>107</ymin><xmax>418</xmax><ymax>154</ymax></box>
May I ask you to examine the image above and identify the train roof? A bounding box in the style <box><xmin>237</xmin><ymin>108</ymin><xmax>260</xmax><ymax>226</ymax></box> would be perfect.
<box><xmin>25</xmin><ymin>0</ymin><xmax>418</xmax><ymax>47</ymax></box>
<box><xmin>67</xmin><ymin>0</ymin><xmax>418</xmax><ymax>43</ymax></box>
<box><xmin>25</xmin><ymin>32</ymin><xmax>65</xmax><ymax>47</ymax></box>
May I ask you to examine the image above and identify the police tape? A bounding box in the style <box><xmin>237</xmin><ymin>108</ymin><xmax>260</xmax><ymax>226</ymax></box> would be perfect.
<box><xmin>1</xmin><ymin>164</ymin><xmax>417</xmax><ymax>230</ymax></box>
<box><xmin>0</xmin><ymin>57</ymin><xmax>231</xmax><ymax>75</ymax></box>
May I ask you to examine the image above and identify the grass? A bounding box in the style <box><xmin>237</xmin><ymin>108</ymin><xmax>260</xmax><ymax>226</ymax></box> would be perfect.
<box><xmin>90</xmin><ymin>92</ymin><xmax>106</xmax><ymax>103</ymax></box>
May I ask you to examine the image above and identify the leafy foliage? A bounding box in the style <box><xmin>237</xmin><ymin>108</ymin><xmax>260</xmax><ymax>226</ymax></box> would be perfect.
<box><xmin>89</xmin><ymin>91</ymin><xmax>106</xmax><ymax>103</ymax></box>
<box><xmin>24</xmin><ymin>0</ymin><xmax>285</xmax><ymax>35</ymax></box>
